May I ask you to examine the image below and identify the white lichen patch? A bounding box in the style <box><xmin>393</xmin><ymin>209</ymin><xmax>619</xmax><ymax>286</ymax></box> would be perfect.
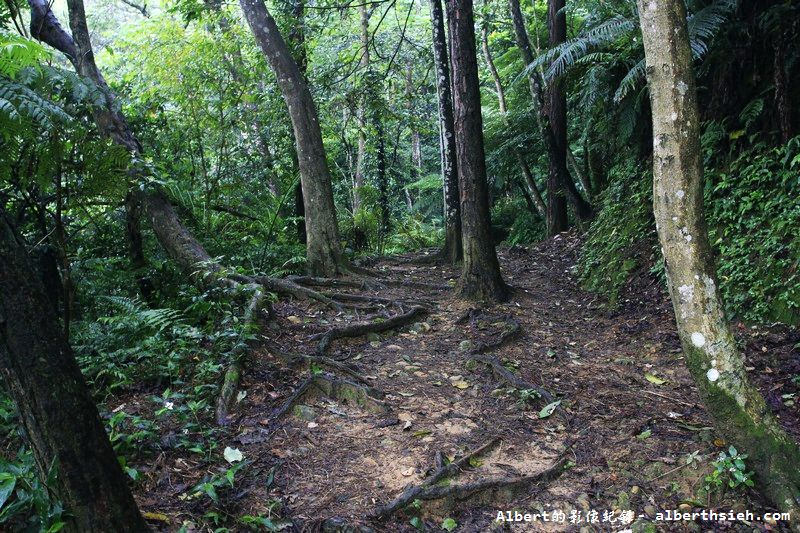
<box><xmin>675</xmin><ymin>189</ymin><xmax>685</xmax><ymax>199</ymax></box>
<box><xmin>676</xmin><ymin>80</ymin><xmax>688</xmax><ymax>96</ymax></box>
<box><xmin>706</xmin><ymin>368</ymin><xmax>720</xmax><ymax>382</ymax></box>
<box><xmin>678</xmin><ymin>284</ymin><xmax>694</xmax><ymax>302</ymax></box>
<box><xmin>691</xmin><ymin>332</ymin><xmax>706</xmax><ymax>347</ymax></box>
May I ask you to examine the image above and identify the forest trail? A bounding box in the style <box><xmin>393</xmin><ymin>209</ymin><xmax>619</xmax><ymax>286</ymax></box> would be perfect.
<box><xmin>134</xmin><ymin>233</ymin><xmax>799</xmax><ymax>532</ymax></box>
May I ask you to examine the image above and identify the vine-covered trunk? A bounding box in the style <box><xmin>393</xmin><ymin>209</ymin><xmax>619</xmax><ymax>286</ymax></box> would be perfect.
<box><xmin>445</xmin><ymin>0</ymin><xmax>508</xmax><ymax>302</ymax></box>
<box><xmin>240</xmin><ymin>0</ymin><xmax>348</xmax><ymax>276</ymax></box>
<box><xmin>0</xmin><ymin>210</ymin><xmax>148</xmax><ymax>532</ymax></box>
<box><xmin>638</xmin><ymin>0</ymin><xmax>800</xmax><ymax>519</ymax></box>
<box><xmin>430</xmin><ymin>0</ymin><xmax>462</xmax><ymax>264</ymax></box>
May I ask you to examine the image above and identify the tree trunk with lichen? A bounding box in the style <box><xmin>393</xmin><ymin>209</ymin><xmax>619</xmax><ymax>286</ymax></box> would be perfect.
<box><xmin>445</xmin><ymin>0</ymin><xmax>508</xmax><ymax>302</ymax></box>
<box><xmin>430</xmin><ymin>0</ymin><xmax>462</xmax><ymax>264</ymax></box>
<box><xmin>0</xmin><ymin>210</ymin><xmax>148</xmax><ymax>533</ymax></box>
<box><xmin>638</xmin><ymin>0</ymin><xmax>800</xmax><ymax>520</ymax></box>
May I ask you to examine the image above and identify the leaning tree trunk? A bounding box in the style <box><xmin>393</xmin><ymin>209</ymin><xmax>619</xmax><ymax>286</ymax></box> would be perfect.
<box><xmin>638</xmin><ymin>0</ymin><xmax>800</xmax><ymax>519</ymax></box>
<box><xmin>0</xmin><ymin>210</ymin><xmax>148</xmax><ymax>532</ymax></box>
<box><xmin>481</xmin><ymin>24</ymin><xmax>546</xmax><ymax>218</ymax></box>
<box><xmin>430</xmin><ymin>0</ymin><xmax>462</xmax><ymax>264</ymax></box>
<box><xmin>508</xmin><ymin>0</ymin><xmax>591</xmax><ymax>233</ymax></box>
<box><xmin>28</xmin><ymin>0</ymin><xmax>345</xmax><ymax>278</ymax></box>
<box><xmin>445</xmin><ymin>0</ymin><xmax>508</xmax><ymax>302</ymax></box>
<box><xmin>240</xmin><ymin>0</ymin><xmax>348</xmax><ymax>276</ymax></box>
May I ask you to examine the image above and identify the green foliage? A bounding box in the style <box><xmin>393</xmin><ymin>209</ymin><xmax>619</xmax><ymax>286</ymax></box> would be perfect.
<box><xmin>706</xmin><ymin>138</ymin><xmax>800</xmax><ymax>324</ymax></box>
<box><xmin>578</xmin><ymin>164</ymin><xmax>657</xmax><ymax>306</ymax></box>
<box><xmin>704</xmin><ymin>446</ymin><xmax>754</xmax><ymax>492</ymax></box>
<box><xmin>0</xmin><ymin>450</ymin><xmax>65</xmax><ymax>532</ymax></box>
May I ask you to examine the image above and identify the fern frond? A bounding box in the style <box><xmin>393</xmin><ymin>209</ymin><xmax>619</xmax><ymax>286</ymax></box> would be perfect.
<box><xmin>688</xmin><ymin>0</ymin><xmax>737</xmax><ymax>59</ymax></box>
<box><xmin>613</xmin><ymin>59</ymin><xmax>646</xmax><ymax>103</ymax></box>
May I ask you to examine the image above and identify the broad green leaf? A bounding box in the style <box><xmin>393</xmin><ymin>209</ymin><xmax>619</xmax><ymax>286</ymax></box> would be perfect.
<box><xmin>538</xmin><ymin>400</ymin><xmax>561</xmax><ymax>419</ymax></box>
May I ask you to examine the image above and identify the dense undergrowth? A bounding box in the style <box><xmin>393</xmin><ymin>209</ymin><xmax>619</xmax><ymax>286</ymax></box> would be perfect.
<box><xmin>578</xmin><ymin>134</ymin><xmax>800</xmax><ymax>325</ymax></box>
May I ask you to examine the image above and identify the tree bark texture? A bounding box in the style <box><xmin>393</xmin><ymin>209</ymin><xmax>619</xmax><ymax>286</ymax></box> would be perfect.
<box><xmin>445</xmin><ymin>0</ymin><xmax>508</xmax><ymax>302</ymax></box>
<box><xmin>430</xmin><ymin>0</ymin><xmax>462</xmax><ymax>264</ymax></box>
<box><xmin>240</xmin><ymin>0</ymin><xmax>348</xmax><ymax>276</ymax></box>
<box><xmin>638</xmin><ymin>0</ymin><xmax>800</xmax><ymax>519</ymax></box>
<box><xmin>0</xmin><ymin>210</ymin><xmax>148</xmax><ymax>532</ymax></box>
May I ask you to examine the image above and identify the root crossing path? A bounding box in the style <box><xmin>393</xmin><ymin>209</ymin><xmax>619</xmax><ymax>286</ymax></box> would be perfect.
<box><xmin>137</xmin><ymin>234</ymin><xmax>798</xmax><ymax>531</ymax></box>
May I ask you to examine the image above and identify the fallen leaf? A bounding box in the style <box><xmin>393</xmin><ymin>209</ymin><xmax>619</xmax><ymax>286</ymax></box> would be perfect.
<box><xmin>645</xmin><ymin>373</ymin><xmax>667</xmax><ymax>385</ymax></box>
<box><xmin>538</xmin><ymin>400</ymin><xmax>561</xmax><ymax>419</ymax></box>
<box><xmin>223</xmin><ymin>446</ymin><xmax>243</xmax><ymax>463</ymax></box>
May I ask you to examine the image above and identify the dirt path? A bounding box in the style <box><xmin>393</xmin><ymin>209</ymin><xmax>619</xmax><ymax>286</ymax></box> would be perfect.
<box><xmin>136</xmin><ymin>233</ymin><xmax>798</xmax><ymax>532</ymax></box>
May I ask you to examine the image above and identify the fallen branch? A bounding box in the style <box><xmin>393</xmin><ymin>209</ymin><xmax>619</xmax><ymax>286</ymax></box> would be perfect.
<box><xmin>313</xmin><ymin>305</ymin><xmax>428</xmax><ymax>355</ymax></box>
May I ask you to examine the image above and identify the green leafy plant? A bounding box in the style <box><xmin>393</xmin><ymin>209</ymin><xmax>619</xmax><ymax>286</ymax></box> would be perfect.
<box><xmin>704</xmin><ymin>446</ymin><xmax>754</xmax><ymax>493</ymax></box>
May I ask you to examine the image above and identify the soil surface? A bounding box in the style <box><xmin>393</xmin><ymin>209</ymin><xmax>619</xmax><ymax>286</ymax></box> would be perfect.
<box><xmin>127</xmin><ymin>233</ymin><xmax>798</xmax><ymax>532</ymax></box>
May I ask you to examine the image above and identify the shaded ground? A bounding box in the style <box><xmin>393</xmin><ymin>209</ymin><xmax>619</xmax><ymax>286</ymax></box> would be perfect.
<box><xmin>125</xmin><ymin>233</ymin><xmax>798</xmax><ymax>531</ymax></box>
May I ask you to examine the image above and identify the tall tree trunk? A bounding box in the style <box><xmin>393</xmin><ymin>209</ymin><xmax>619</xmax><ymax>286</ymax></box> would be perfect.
<box><xmin>481</xmin><ymin>24</ymin><xmax>546</xmax><ymax>218</ymax></box>
<box><xmin>445</xmin><ymin>0</ymin><xmax>508</xmax><ymax>302</ymax></box>
<box><xmin>240</xmin><ymin>0</ymin><xmax>348</xmax><ymax>276</ymax></box>
<box><xmin>638</xmin><ymin>0</ymin><xmax>800</xmax><ymax>519</ymax></box>
<box><xmin>405</xmin><ymin>62</ymin><xmax>422</xmax><ymax>211</ymax></box>
<box><xmin>508</xmin><ymin>0</ymin><xmax>591</xmax><ymax>233</ymax></box>
<box><xmin>282</xmin><ymin>0</ymin><xmax>308</xmax><ymax>244</ymax></box>
<box><xmin>773</xmin><ymin>39</ymin><xmax>792</xmax><ymax>144</ymax></box>
<box><xmin>544</xmin><ymin>0</ymin><xmax>568</xmax><ymax>234</ymax></box>
<box><xmin>353</xmin><ymin>3</ymin><xmax>370</xmax><ymax>213</ymax></box>
<box><xmin>375</xmin><ymin>107</ymin><xmax>389</xmax><ymax>251</ymax></box>
<box><xmin>430</xmin><ymin>0</ymin><xmax>462</xmax><ymax>263</ymax></box>
<box><xmin>0</xmin><ymin>210</ymin><xmax>148</xmax><ymax>532</ymax></box>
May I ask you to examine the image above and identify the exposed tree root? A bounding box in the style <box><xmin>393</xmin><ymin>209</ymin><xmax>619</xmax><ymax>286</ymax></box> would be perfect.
<box><xmin>371</xmin><ymin>436</ymin><xmax>574</xmax><ymax>521</ymax></box>
<box><xmin>288</xmin><ymin>275</ymin><xmax>384</xmax><ymax>292</ymax></box>
<box><xmin>403</xmin><ymin>457</ymin><xmax>568</xmax><ymax>504</ymax></box>
<box><xmin>461</xmin><ymin>314</ymin><xmax>560</xmax><ymax>410</ymax></box>
<box><xmin>251</xmin><ymin>275</ymin><xmax>342</xmax><ymax>310</ymax></box>
<box><xmin>215</xmin><ymin>284</ymin><xmax>267</xmax><ymax>425</ymax></box>
<box><xmin>302</xmin><ymin>372</ymin><xmax>389</xmax><ymax>414</ymax></box>
<box><xmin>370</xmin><ymin>437</ymin><xmax>501</xmax><ymax>520</ymax></box>
<box><xmin>312</xmin><ymin>305</ymin><xmax>428</xmax><ymax>355</ymax></box>
<box><xmin>267</xmin><ymin>372</ymin><xmax>389</xmax><ymax>431</ymax></box>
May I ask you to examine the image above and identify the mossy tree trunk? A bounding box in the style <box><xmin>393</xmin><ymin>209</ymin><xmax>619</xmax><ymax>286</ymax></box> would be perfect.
<box><xmin>638</xmin><ymin>0</ymin><xmax>800</xmax><ymax>519</ymax></box>
<box><xmin>430</xmin><ymin>0</ymin><xmax>462</xmax><ymax>264</ymax></box>
<box><xmin>0</xmin><ymin>210</ymin><xmax>148</xmax><ymax>532</ymax></box>
<box><xmin>240</xmin><ymin>0</ymin><xmax>348</xmax><ymax>276</ymax></box>
<box><xmin>445</xmin><ymin>0</ymin><xmax>508</xmax><ymax>302</ymax></box>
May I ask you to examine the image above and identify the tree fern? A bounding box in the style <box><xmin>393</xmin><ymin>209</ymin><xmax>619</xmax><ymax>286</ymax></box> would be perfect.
<box><xmin>0</xmin><ymin>31</ymin><xmax>50</xmax><ymax>78</ymax></box>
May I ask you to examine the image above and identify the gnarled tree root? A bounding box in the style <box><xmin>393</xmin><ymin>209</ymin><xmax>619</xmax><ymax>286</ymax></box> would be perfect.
<box><xmin>369</xmin><ymin>437</ymin><xmax>501</xmax><ymax>520</ymax></box>
<box><xmin>460</xmin><ymin>315</ymin><xmax>557</xmax><ymax>406</ymax></box>
<box><xmin>402</xmin><ymin>457</ymin><xmax>568</xmax><ymax>505</ymax></box>
<box><xmin>313</xmin><ymin>305</ymin><xmax>428</xmax><ymax>355</ymax></box>
<box><xmin>215</xmin><ymin>284</ymin><xmax>267</xmax><ymax>425</ymax></box>
<box><xmin>268</xmin><ymin>372</ymin><xmax>390</xmax><ymax>430</ymax></box>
